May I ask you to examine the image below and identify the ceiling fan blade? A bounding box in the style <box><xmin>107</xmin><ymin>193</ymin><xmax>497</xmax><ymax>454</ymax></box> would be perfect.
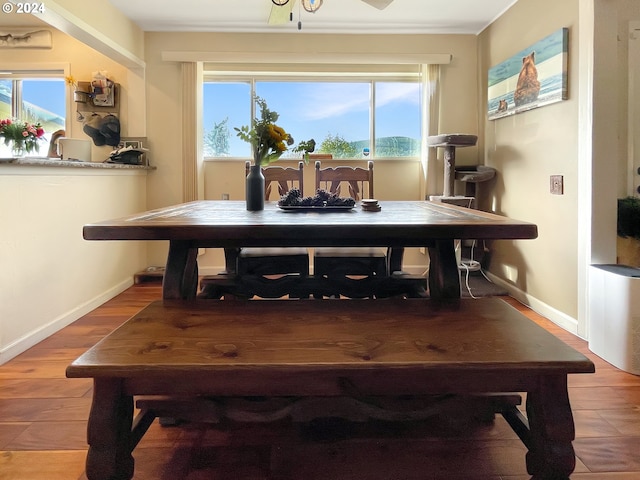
<box><xmin>361</xmin><ymin>0</ymin><xmax>394</xmax><ymax>9</ymax></box>
<box><xmin>268</xmin><ymin>0</ymin><xmax>297</xmax><ymax>25</ymax></box>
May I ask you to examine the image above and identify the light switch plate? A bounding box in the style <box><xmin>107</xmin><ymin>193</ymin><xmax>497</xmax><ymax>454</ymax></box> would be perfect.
<box><xmin>550</xmin><ymin>175</ymin><xmax>564</xmax><ymax>195</ymax></box>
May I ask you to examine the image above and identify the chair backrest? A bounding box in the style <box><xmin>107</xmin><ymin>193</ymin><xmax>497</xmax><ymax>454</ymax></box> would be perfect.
<box><xmin>245</xmin><ymin>161</ymin><xmax>304</xmax><ymax>200</ymax></box>
<box><xmin>48</xmin><ymin>129</ymin><xmax>65</xmax><ymax>158</ymax></box>
<box><xmin>314</xmin><ymin>161</ymin><xmax>374</xmax><ymax>201</ymax></box>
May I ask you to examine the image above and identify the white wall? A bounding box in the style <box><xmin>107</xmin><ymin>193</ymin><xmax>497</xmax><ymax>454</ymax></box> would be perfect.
<box><xmin>478</xmin><ymin>0</ymin><xmax>640</xmax><ymax>336</ymax></box>
<box><xmin>0</xmin><ymin>166</ymin><xmax>149</xmax><ymax>363</ymax></box>
<box><xmin>478</xmin><ymin>0</ymin><xmax>581</xmax><ymax>331</ymax></box>
<box><xmin>0</xmin><ymin>19</ymin><xmax>151</xmax><ymax>363</ymax></box>
<box><xmin>34</xmin><ymin>0</ymin><xmax>145</xmax><ymax>67</ymax></box>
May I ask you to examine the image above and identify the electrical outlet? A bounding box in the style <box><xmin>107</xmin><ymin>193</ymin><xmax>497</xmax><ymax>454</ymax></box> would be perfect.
<box><xmin>222</xmin><ymin>193</ymin><xmax>230</xmax><ymax>200</ymax></box>
<box><xmin>550</xmin><ymin>175</ymin><xmax>564</xmax><ymax>195</ymax></box>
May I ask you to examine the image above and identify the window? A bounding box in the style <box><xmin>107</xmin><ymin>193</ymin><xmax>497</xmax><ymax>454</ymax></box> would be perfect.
<box><xmin>0</xmin><ymin>72</ymin><xmax>66</xmax><ymax>156</ymax></box>
<box><xmin>203</xmin><ymin>73</ymin><xmax>421</xmax><ymax>160</ymax></box>
<box><xmin>374</xmin><ymin>82</ymin><xmax>421</xmax><ymax>157</ymax></box>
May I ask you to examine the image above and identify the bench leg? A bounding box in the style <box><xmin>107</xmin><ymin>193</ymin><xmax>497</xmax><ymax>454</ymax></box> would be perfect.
<box><xmin>525</xmin><ymin>375</ymin><xmax>576</xmax><ymax>479</ymax></box>
<box><xmin>86</xmin><ymin>379</ymin><xmax>134</xmax><ymax>480</ymax></box>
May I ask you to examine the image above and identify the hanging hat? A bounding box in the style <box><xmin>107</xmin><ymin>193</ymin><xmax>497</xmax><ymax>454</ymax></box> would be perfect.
<box><xmin>82</xmin><ymin>114</ymin><xmax>105</xmax><ymax>146</ymax></box>
<box><xmin>99</xmin><ymin>115</ymin><xmax>121</xmax><ymax>147</ymax></box>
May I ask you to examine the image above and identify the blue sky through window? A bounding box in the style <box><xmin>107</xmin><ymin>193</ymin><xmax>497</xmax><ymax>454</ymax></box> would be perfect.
<box><xmin>203</xmin><ymin>80</ymin><xmax>421</xmax><ymax>158</ymax></box>
<box><xmin>22</xmin><ymin>80</ymin><xmax>66</xmax><ymax>119</ymax></box>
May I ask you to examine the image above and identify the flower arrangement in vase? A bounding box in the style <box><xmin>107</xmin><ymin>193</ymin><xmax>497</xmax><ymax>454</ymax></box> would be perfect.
<box><xmin>0</xmin><ymin>118</ymin><xmax>45</xmax><ymax>157</ymax></box>
<box><xmin>235</xmin><ymin>96</ymin><xmax>315</xmax><ymax>166</ymax></box>
<box><xmin>235</xmin><ymin>96</ymin><xmax>315</xmax><ymax>210</ymax></box>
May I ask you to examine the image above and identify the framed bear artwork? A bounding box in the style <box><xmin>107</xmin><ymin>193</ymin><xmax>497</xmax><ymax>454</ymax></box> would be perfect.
<box><xmin>487</xmin><ymin>27</ymin><xmax>569</xmax><ymax>120</ymax></box>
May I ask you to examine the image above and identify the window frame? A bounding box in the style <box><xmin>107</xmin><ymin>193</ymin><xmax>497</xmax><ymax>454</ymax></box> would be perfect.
<box><xmin>0</xmin><ymin>64</ymin><xmax>70</xmax><ymax>154</ymax></box>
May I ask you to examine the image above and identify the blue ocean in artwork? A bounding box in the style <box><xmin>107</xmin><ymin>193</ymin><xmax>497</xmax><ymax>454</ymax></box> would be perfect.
<box><xmin>488</xmin><ymin>73</ymin><xmax>565</xmax><ymax>116</ymax></box>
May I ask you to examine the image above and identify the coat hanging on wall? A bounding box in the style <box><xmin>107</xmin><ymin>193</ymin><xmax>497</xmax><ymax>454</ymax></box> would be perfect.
<box><xmin>83</xmin><ymin>114</ymin><xmax>104</xmax><ymax>146</ymax></box>
<box><xmin>100</xmin><ymin>114</ymin><xmax>120</xmax><ymax>146</ymax></box>
<box><xmin>82</xmin><ymin>113</ymin><xmax>120</xmax><ymax>147</ymax></box>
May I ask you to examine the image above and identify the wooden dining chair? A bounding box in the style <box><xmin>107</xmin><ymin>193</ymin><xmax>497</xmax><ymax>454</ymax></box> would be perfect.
<box><xmin>47</xmin><ymin>129</ymin><xmax>65</xmax><ymax>158</ymax></box>
<box><xmin>313</xmin><ymin>161</ymin><xmax>388</xmax><ymax>296</ymax></box>
<box><xmin>236</xmin><ymin>161</ymin><xmax>310</xmax><ymax>281</ymax></box>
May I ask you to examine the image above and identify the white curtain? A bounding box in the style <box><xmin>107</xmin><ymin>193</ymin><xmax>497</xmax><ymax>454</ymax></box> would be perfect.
<box><xmin>182</xmin><ymin>62</ymin><xmax>204</xmax><ymax>202</ymax></box>
<box><xmin>420</xmin><ymin>64</ymin><xmax>440</xmax><ymax>199</ymax></box>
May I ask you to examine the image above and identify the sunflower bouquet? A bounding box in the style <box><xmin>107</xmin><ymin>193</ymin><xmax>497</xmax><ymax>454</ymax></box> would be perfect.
<box><xmin>0</xmin><ymin>118</ymin><xmax>45</xmax><ymax>155</ymax></box>
<box><xmin>235</xmin><ymin>96</ymin><xmax>314</xmax><ymax>166</ymax></box>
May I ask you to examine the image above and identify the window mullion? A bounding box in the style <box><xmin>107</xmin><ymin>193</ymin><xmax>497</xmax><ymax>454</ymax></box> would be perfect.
<box><xmin>370</xmin><ymin>81</ymin><xmax>375</xmax><ymax>158</ymax></box>
<box><xmin>12</xmin><ymin>80</ymin><xmax>22</xmax><ymax>119</ymax></box>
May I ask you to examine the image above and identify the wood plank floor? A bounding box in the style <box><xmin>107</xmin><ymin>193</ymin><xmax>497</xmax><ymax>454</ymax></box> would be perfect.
<box><xmin>1</xmin><ymin>283</ymin><xmax>639</xmax><ymax>479</ymax></box>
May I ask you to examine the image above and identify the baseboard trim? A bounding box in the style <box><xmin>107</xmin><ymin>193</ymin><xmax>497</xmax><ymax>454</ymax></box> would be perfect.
<box><xmin>484</xmin><ymin>272</ymin><xmax>580</xmax><ymax>337</ymax></box>
<box><xmin>0</xmin><ymin>278</ymin><xmax>134</xmax><ymax>365</ymax></box>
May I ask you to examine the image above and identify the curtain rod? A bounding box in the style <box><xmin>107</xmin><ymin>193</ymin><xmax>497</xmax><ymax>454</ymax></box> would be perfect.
<box><xmin>162</xmin><ymin>51</ymin><xmax>452</xmax><ymax>65</ymax></box>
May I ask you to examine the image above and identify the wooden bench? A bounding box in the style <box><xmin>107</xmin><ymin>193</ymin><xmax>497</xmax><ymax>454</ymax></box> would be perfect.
<box><xmin>66</xmin><ymin>297</ymin><xmax>594</xmax><ymax>480</ymax></box>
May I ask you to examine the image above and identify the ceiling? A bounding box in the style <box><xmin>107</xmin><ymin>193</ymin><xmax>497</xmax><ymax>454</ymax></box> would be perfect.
<box><xmin>105</xmin><ymin>0</ymin><xmax>517</xmax><ymax>35</ymax></box>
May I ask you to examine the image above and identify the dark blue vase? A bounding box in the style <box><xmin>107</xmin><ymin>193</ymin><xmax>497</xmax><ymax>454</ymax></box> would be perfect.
<box><xmin>246</xmin><ymin>165</ymin><xmax>265</xmax><ymax>211</ymax></box>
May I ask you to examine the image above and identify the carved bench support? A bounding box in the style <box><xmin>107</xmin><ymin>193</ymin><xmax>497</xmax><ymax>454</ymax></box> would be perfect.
<box><xmin>86</xmin><ymin>379</ymin><xmax>134</xmax><ymax>480</ymax></box>
<box><xmin>525</xmin><ymin>375</ymin><xmax>576</xmax><ymax>479</ymax></box>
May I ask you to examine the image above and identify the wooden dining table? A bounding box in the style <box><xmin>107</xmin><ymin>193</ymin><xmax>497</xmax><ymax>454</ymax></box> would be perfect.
<box><xmin>83</xmin><ymin>200</ymin><xmax>538</xmax><ymax>301</ymax></box>
<box><xmin>73</xmin><ymin>200</ymin><xmax>599</xmax><ymax>479</ymax></box>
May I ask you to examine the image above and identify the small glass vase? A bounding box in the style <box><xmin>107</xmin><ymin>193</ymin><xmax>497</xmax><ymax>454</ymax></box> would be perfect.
<box><xmin>246</xmin><ymin>164</ymin><xmax>265</xmax><ymax>211</ymax></box>
<box><xmin>11</xmin><ymin>142</ymin><xmax>25</xmax><ymax>158</ymax></box>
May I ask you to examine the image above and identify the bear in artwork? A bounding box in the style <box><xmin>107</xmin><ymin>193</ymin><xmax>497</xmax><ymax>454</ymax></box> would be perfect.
<box><xmin>513</xmin><ymin>51</ymin><xmax>541</xmax><ymax>107</ymax></box>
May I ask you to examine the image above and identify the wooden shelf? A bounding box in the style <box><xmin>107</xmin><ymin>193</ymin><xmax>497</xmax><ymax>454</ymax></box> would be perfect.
<box><xmin>75</xmin><ymin>81</ymin><xmax>120</xmax><ymax>115</ymax></box>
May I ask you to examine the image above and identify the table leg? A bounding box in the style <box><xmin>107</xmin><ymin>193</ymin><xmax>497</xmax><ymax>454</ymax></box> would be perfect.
<box><xmin>525</xmin><ymin>375</ymin><xmax>576</xmax><ymax>479</ymax></box>
<box><xmin>163</xmin><ymin>240</ymin><xmax>199</xmax><ymax>300</ymax></box>
<box><xmin>427</xmin><ymin>239</ymin><xmax>460</xmax><ymax>301</ymax></box>
<box><xmin>223</xmin><ymin>247</ymin><xmax>240</xmax><ymax>274</ymax></box>
<box><xmin>85</xmin><ymin>378</ymin><xmax>134</xmax><ymax>480</ymax></box>
<box><xmin>387</xmin><ymin>246</ymin><xmax>405</xmax><ymax>274</ymax></box>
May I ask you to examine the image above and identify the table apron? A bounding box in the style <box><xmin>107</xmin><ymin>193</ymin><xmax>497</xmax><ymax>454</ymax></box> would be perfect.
<box><xmin>119</xmin><ymin>371</ymin><xmax>575</xmax><ymax>397</ymax></box>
